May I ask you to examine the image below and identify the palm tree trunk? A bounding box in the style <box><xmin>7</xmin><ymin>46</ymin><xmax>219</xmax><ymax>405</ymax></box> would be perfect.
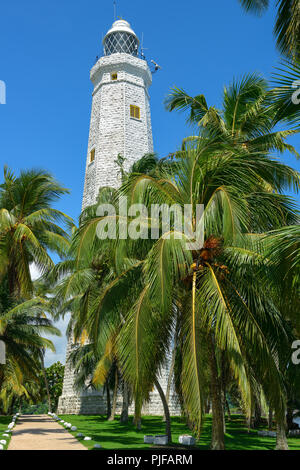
<box><xmin>221</xmin><ymin>387</ymin><xmax>226</xmax><ymax>433</ymax></box>
<box><xmin>275</xmin><ymin>419</ymin><xmax>289</xmax><ymax>450</ymax></box>
<box><xmin>134</xmin><ymin>404</ymin><xmax>142</xmax><ymax>430</ymax></box>
<box><xmin>253</xmin><ymin>397</ymin><xmax>262</xmax><ymax>428</ymax></box>
<box><xmin>40</xmin><ymin>350</ymin><xmax>51</xmax><ymax>413</ymax></box>
<box><xmin>208</xmin><ymin>335</ymin><xmax>225</xmax><ymax>450</ymax></box>
<box><xmin>120</xmin><ymin>381</ymin><xmax>129</xmax><ymax>424</ymax></box>
<box><xmin>9</xmin><ymin>396</ymin><xmax>16</xmax><ymax>416</ymax></box>
<box><xmin>247</xmin><ymin>400</ymin><xmax>254</xmax><ymax>431</ymax></box>
<box><xmin>205</xmin><ymin>399</ymin><xmax>211</xmax><ymax>414</ymax></box>
<box><xmin>108</xmin><ymin>369</ymin><xmax>118</xmax><ymax>421</ymax></box>
<box><xmin>106</xmin><ymin>384</ymin><xmax>111</xmax><ymax>420</ymax></box>
<box><xmin>154</xmin><ymin>378</ymin><xmax>172</xmax><ymax>444</ymax></box>
<box><xmin>246</xmin><ymin>414</ymin><xmax>250</xmax><ymax>430</ymax></box>
<box><xmin>220</xmin><ymin>355</ymin><xmax>226</xmax><ymax>433</ymax></box>
<box><xmin>268</xmin><ymin>408</ymin><xmax>273</xmax><ymax>430</ymax></box>
<box><xmin>166</xmin><ymin>336</ymin><xmax>177</xmax><ymax>405</ymax></box>
<box><xmin>225</xmin><ymin>398</ymin><xmax>231</xmax><ymax>421</ymax></box>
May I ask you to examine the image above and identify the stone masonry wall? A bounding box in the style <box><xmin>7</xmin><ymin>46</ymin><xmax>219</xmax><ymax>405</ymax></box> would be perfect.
<box><xmin>82</xmin><ymin>53</ymin><xmax>153</xmax><ymax>209</ymax></box>
<box><xmin>58</xmin><ymin>342</ymin><xmax>182</xmax><ymax>416</ymax></box>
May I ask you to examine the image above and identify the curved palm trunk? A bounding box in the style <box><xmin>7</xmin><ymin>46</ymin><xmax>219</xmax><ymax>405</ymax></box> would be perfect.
<box><xmin>208</xmin><ymin>335</ymin><xmax>225</xmax><ymax>450</ymax></box>
<box><xmin>154</xmin><ymin>378</ymin><xmax>172</xmax><ymax>444</ymax></box>
<box><xmin>108</xmin><ymin>369</ymin><xmax>118</xmax><ymax>421</ymax></box>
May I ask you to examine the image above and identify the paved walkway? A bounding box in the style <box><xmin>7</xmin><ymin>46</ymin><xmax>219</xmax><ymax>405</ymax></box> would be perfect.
<box><xmin>8</xmin><ymin>414</ymin><xmax>87</xmax><ymax>450</ymax></box>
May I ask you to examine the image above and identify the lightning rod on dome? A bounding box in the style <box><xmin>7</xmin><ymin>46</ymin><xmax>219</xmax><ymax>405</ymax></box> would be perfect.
<box><xmin>113</xmin><ymin>1</ymin><xmax>117</xmax><ymax>21</ymax></box>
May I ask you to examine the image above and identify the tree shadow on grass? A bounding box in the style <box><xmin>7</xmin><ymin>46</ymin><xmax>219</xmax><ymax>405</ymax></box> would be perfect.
<box><xmin>60</xmin><ymin>414</ymin><xmax>295</xmax><ymax>451</ymax></box>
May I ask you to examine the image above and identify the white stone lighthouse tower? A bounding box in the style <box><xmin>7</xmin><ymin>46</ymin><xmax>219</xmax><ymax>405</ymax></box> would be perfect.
<box><xmin>82</xmin><ymin>19</ymin><xmax>153</xmax><ymax>209</ymax></box>
<box><xmin>58</xmin><ymin>19</ymin><xmax>180</xmax><ymax>416</ymax></box>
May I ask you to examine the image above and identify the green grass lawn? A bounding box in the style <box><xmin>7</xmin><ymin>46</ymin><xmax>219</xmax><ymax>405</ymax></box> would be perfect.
<box><xmin>59</xmin><ymin>414</ymin><xmax>300</xmax><ymax>450</ymax></box>
<box><xmin>0</xmin><ymin>416</ymin><xmax>12</xmax><ymax>450</ymax></box>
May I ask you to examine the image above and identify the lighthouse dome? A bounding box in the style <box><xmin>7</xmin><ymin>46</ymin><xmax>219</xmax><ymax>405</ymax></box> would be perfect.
<box><xmin>103</xmin><ymin>19</ymin><xmax>139</xmax><ymax>56</ymax></box>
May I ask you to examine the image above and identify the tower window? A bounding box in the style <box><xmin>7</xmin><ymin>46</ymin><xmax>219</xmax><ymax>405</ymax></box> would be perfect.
<box><xmin>90</xmin><ymin>148</ymin><xmax>95</xmax><ymax>163</ymax></box>
<box><xmin>130</xmin><ymin>105</ymin><xmax>140</xmax><ymax>119</ymax></box>
<box><xmin>111</xmin><ymin>72</ymin><xmax>118</xmax><ymax>81</ymax></box>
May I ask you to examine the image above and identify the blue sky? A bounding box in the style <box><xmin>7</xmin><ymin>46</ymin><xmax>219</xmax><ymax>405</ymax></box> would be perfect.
<box><xmin>1</xmin><ymin>0</ymin><xmax>299</xmax><ymax>365</ymax></box>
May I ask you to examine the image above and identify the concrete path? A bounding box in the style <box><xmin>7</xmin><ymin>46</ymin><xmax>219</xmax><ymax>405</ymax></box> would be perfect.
<box><xmin>8</xmin><ymin>415</ymin><xmax>87</xmax><ymax>450</ymax></box>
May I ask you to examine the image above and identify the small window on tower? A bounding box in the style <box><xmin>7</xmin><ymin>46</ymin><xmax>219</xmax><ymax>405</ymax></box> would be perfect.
<box><xmin>90</xmin><ymin>148</ymin><xmax>95</xmax><ymax>163</ymax></box>
<box><xmin>111</xmin><ymin>73</ymin><xmax>118</xmax><ymax>81</ymax></box>
<box><xmin>130</xmin><ymin>105</ymin><xmax>140</xmax><ymax>120</ymax></box>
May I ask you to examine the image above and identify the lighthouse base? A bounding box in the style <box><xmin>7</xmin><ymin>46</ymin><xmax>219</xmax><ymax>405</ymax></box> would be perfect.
<box><xmin>57</xmin><ymin>391</ymin><xmax>182</xmax><ymax>416</ymax></box>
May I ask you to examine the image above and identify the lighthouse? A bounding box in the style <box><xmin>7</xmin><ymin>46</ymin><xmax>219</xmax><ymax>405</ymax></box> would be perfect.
<box><xmin>58</xmin><ymin>19</ymin><xmax>180</xmax><ymax>416</ymax></box>
<box><xmin>82</xmin><ymin>19</ymin><xmax>153</xmax><ymax>209</ymax></box>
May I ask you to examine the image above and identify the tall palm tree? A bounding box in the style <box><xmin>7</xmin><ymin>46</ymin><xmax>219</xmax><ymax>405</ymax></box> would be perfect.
<box><xmin>0</xmin><ymin>167</ymin><xmax>73</xmax><ymax>298</ymax></box>
<box><xmin>165</xmin><ymin>73</ymin><xmax>299</xmax><ymax>158</ymax></box>
<box><xmin>0</xmin><ymin>294</ymin><xmax>60</xmax><ymax>411</ymax></box>
<box><xmin>238</xmin><ymin>1</ymin><xmax>300</xmax><ymax>59</ymax></box>
<box><xmin>166</xmin><ymin>75</ymin><xmax>299</xmax><ymax>448</ymax></box>
<box><xmin>0</xmin><ymin>166</ymin><xmax>71</xmax><ymax>412</ymax></box>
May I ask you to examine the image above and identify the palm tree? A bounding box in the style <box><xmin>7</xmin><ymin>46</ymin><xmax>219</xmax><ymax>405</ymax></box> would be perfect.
<box><xmin>270</xmin><ymin>60</ymin><xmax>300</xmax><ymax>129</ymax></box>
<box><xmin>50</xmin><ymin>226</ymin><xmax>134</xmax><ymax>422</ymax></box>
<box><xmin>238</xmin><ymin>0</ymin><xmax>300</xmax><ymax>59</ymax></box>
<box><xmin>0</xmin><ymin>167</ymin><xmax>72</xmax><ymax>298</ymax></box>
<box><xmin>165</xmin><ymin>73</ymin><xmax>299</xmax><ymax>158</ymax></box>
<box><xmin>48</xmin><ymin>154</ymin><xmax>167</xmax><ymax>426</ymax></box>
<box><xmin>0</xmin><ymin>293</ymin><xmax>60</xmax><ymax>411</ymax></box>
<box><xmin>74</xmin><ymin>136</ymin><xmax>299</xmax><ymax>448</ymax></box>
<box><xmin>0</xmin><ymin>166</ymin><xmax>71</xmax><ymax>413</ymax></box>
<box><xmin>261</xmin><ymin>224</ymin><xmax>300</xmax><ymax>448</ymax></box>
<box><xmin>166</xmin><ymin>76</ymin><xmax>299</xmax><ymax>447</ymax></box>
